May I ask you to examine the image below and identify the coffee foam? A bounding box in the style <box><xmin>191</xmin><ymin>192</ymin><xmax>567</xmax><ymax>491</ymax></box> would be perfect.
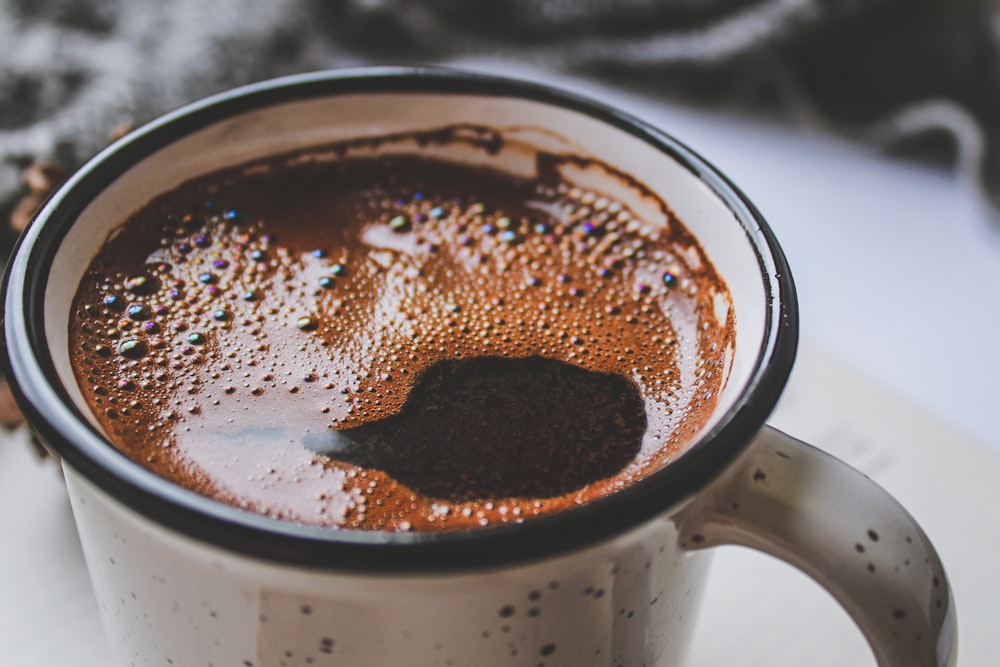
<box><xmin>68</xmin><ymin>147</ymin><xmax>733</xmax><ymax>532</ymax></box>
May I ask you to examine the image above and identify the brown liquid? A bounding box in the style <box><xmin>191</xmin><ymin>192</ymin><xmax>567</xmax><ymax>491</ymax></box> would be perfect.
<box><xmin>68</xmin><ymin>151</ymin><xmax>733</xmax><ymax>532</ymax></box>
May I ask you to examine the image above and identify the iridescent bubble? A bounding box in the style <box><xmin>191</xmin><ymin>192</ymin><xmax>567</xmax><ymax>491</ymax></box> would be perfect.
<box><xmin>118</xmin><ymin>339</ymin><xmax>148</xmax><ymax>360</ymax></box>
<box><xmin>103</xmin><ymin>295</ymin><xmax>125</xmax><ymax>311</ymax></box>
<box><xmin>388</xmin><ymin>215</ymin><xmax>411</xmax><ymax>232</ymax></box>
<box><xmin>125</xmin><ymin>275</ymin><xmax>158</xmax><ymax>295</ymax></box>
<box><xmin>297</xmin><ymin>316</ymin><xmax>318</xmax><ymax>331</ymax></box>
<box><xmin>127</xmin><ymin>304</ymin><xmax>152</xmax><ymax>321</ymax></box>
<box><xmin>188</xmin><ymin>332</ymin><xmax>207</xmax><ymax>345</ymax></box>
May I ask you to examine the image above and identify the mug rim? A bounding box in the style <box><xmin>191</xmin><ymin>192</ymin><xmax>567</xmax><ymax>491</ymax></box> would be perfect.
<box><xmin>1</xmin><ymin>66</ymin><xmax>798</xmax><ymax>572</ymax></box>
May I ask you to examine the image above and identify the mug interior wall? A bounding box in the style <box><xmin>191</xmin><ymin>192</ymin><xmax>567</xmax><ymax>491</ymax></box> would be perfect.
<box><xmin>46</xmin><ymin>92</ymin><xmax>768</xmax><ymax>444</ymax></box>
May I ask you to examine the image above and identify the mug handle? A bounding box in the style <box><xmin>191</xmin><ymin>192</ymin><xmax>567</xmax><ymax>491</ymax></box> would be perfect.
<box><xmin>676</xmin><ymin>425</ymin><xmax>957</xmax><ymax>667</ymax></box>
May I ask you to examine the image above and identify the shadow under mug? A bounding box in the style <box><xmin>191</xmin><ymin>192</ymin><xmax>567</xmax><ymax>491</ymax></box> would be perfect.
<box><xmin>1</xmin><ymin>67</ymin><xmax>956</xmax><ymax>667</ymax></box>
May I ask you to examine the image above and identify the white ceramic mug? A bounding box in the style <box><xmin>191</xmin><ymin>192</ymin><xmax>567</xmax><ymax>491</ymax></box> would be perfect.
<box><xmin>2</xmin><ymin>68</ymin><xmax>956</xmax><ymax>667</ymax></box>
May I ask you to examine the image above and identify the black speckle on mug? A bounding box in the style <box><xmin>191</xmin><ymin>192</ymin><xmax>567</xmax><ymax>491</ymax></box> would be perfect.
<box><xmin>300</xmin><ymin>605</ymin><xmax>312</xmax><ymax>615</ymax></box>
<box><xmin>775</xmin><ymin>451</ymin><xmax>790</xmax><ymax>459</ymax></box>
<box><xmin>583</xmin><ymin>586</ymin><xmax>594</xmax><ymax>596</ymax></box>
<box><xmin>868</xmin><ymin>564</ymin><xmax>876</xmax><ymax>573</ymax></box>
<box><xmin>892</xmin><ymin>609</ymin><xmax>907</xmax><ymax>620</ymax></box>
<box><xmin>855</xmin><ymin>543</ymin><xmax>865</xmax><ymax>554</ymax></box>
<box><xmin>499</xmin><ymin>604</ymin><xmax>516</xmax><ymax>618</ymax></box>
<box><xmin>481</xmin><ymin>630</ymin><xmax>491</xmax><ymax>639</ymax></box>
<box><xmin>528</xmin><ymin>590</ymin><xmax>542</xmax><ymax>601</ymax></box>
<box><xmin>753</xmin><ymin>469</ymin><xmax>767</xmax><ymax>481</ymax></box>
<box><xmin>528</xmin><ymin>608</ymin><xmax>540</xmax><ymax>617</ymax></box>
<box><xmin>548</xmin><ymin>580</ymin><xmax>560</xmax><ymax>590</ymax></box>
<box><xmin>319</xmin><ymin>637</ymin><xmax>334</xmax><ymax>654</ymax></box>
<box><xmin>691</xmin><ymin>533</ymin><xmax>705</xmax><ymax>544</ymax></box>
<box><xmin>731</xmin><ymin>501</ymin><xmax>740</xmax><ymax>511</ymax></box>
<box><xmin>868</xmin><ymin>530</ymin><xmax>880</xmax><ymax>542</ymax></box>
<box><xmin>540</xmin><ymin>643</ymin><xmax>557</xmax><ymax>656</ymax></box>
<box><xmin>650</xmin><ymin>597</ymin><xmax>659</xmax><ymax>606</ymax></box>
<box><xmin>593</xmin><ymin>589</ymin><xmax>605</xmax><ymax>599</ymax></box>
<box><xmin>933</xmin><ymin>576</ymin><xmax>940</xmax><ymax>588</ymax></box>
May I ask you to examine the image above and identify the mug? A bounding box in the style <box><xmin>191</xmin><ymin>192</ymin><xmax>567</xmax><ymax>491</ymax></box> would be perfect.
<box><xmin>1</xmin><ymin>67</ymin><xmax>956</xmax><ymax>667</ymax></box>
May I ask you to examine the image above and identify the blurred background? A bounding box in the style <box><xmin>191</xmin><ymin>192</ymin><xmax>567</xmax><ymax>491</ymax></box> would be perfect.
<box><xmin>2</xmin><ymin>2</ymin><xmax>999</xmax><ymax>665</ymax></box>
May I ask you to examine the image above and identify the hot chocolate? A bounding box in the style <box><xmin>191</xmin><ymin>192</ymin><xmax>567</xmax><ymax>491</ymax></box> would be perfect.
<box><xmin>68</xmin><ymin>144</ymin><xmax>733</xmax><ymax>532</ymax></box>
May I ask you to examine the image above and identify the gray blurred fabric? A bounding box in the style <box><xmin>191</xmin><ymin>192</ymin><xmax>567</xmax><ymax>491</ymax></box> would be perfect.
<box><xmin>2</xmin><ymin>0</ymin><xmax>999</xmax><ymax>220</ymax></box>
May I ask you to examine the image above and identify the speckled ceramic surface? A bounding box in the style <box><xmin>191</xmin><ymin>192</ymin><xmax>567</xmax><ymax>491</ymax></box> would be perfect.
<box><xmin>2</xmin><ymin>68</ymin><xmax>956</xmax><ymax>666</ymax></box>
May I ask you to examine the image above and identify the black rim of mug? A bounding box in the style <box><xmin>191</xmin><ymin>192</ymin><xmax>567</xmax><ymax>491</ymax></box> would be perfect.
<box><xmin>1</xmin><ymin>66</ymin><xmax>798</xmax><ymax>572</ymax></box>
